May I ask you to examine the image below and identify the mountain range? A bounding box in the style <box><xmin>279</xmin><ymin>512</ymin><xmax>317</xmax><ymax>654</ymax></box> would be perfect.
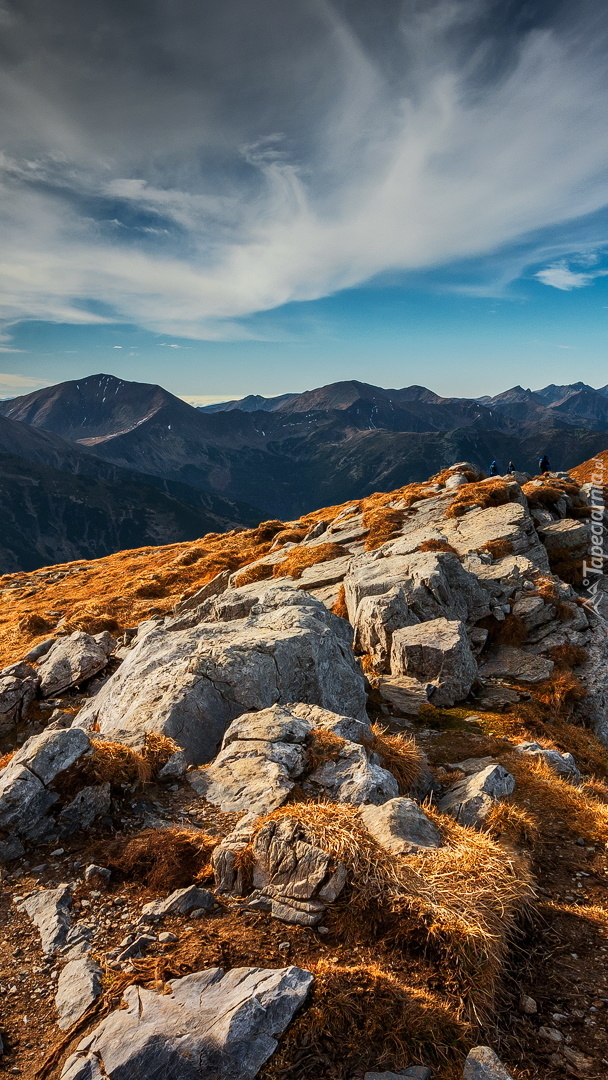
<box><xmin>1</xmin><ymin>373</ymin><xmax>607</xmax><ymax>572</ymax></box>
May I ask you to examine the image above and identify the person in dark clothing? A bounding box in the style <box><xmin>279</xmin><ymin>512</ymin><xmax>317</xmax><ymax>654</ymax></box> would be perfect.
<box><xmin>539</xmin><ymin>454</ymin><xmax>551</xmax><ymax>474</ymax></box>
<box><xmin>489</xmin><ymin>460</ymin><xmax>500</xmax><ymax>476</ymax></box>
<box><xmin>507</xmin><ymin>461</ymin><xmax>516</xmax><ymax>474</ymax></box>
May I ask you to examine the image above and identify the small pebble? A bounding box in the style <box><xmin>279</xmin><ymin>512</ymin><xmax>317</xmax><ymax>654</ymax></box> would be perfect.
<box><xmin>158</xmin><ymin>932</ymin><xmax>177</xmax><ymax>944</ymax></box>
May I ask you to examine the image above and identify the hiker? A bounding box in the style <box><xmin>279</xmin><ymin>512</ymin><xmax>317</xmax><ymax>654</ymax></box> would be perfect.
<box><xmin>507</xmin><ymin>461</ymin><xmax>516</xmax><ymax>474</ymax></box>
<box><xmin>539</xmin><ymin>454</ymin><xmax>551</xmax><ymax>474</ymax></box>
<box><xmin>489</xmin><ymin>460</ymin><xmax>500</xmax><ymax>476</ymax></box>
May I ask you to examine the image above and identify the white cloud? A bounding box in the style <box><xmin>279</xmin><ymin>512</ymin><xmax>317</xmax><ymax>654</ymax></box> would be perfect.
<box><xmin>536</xmin><ymin>264</ymin><xmax>608</xmax><ymax>290</ymax></box>
<box><xmin>112</xmin><ymin>344</ymin><xmax>122</xmax><ymax>348</ymax></box>
<box><xmin>1</xmin><ymin>3</ymin><xmax>608</xmax><ymax>338</ymax></box>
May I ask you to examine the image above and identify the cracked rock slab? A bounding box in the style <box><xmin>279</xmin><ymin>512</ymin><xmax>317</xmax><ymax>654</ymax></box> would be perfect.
<box><xmin>56</xmin><ymin>957</ymin><xmax>102</xmax><ymax>1030</ymax></box>
<box><xmin>59</xmin><ymin>965</ymin><xmax>313</xmax><ymax>1079</ymax></box>
<box><xmin>391</xmin><ymin>618</ymin><xmax>477</xmax><ymax>708</ymax></box>
<box><xmin>140</xmin><ymin>884</ymin><xmax>215</xmax><ymax>922</ymax></box>
<box><xmin>248</xmin><ymin>817</ymin><xmax>347</xmax><ymax>926</ymax></box>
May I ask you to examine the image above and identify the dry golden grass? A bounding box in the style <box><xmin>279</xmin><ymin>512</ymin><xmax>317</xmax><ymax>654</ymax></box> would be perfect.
<box><xmin>231</xmin><ymin>561</ymin><xmax>274</xmax><ymax>587</ymax></box>
<box><xmin>252</xmin><ymin>801</ymin><xmax>534</xmax><ymax>1025</ymax></box>
<box><xmin>331</xmin><ymin>583</ymin><xmax>348</xmax><ymax>619</ymax></box>
<box><xmin>53</xmin><ymin>734</ymin><xmax>178</xmax><ymax>799</ymax></box>
<box><xmin>570</xmin><ymin>450</ymin><xmax>608</xmax><ymax>485</ymax></box>
<box><xmin>305</xmin><ymin>729</ymin><xmax>347</xmax><ymax>772</ymax></box>
<box><xmin>502</xmin><ymin>753</ymin><xmax>608</xmax><ymax>846</ymax></box>
<box><xmin>271</xmin><ymin>527</ymin><xmax>307</xmax><ymax>546</ymax></box>
<box><xmin>97</xmin><ymin>825</ymin><xmax>218</xmax><ymax>890</ymax></box>
<box><xmin>365</xmin><ymin>723</ymin><xmax>427</xmax><ymax>795</ymax></box>
<box><xmin>445</xmin><ymin>479</ymin><xmax>517</xmax><ymax>519</ymax></box>
<box><xmin>417</xmin><ymin>538</ymin><xmax>459</xmax><ymax>555</ymax></box>
<box><xmin>481</xmin><ymin>538</ymin><xmax>514</xmax><ymax>559</ymax></box>
<box><xmin>261</xmin><ymin>961</ymin><xmax>468</xmax><ymax>1079</ymax></box>
<box><xmin>548</xmin><ymin>642</ymin><xmax>588</xmax><ymax>668</ymax></box>
<box><xmin>273</xmin><ymin>541</ymin><xmax>345</xmax><ymax>579</ymax></box>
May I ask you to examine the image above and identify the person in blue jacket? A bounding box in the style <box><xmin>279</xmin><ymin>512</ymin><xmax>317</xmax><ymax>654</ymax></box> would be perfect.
<box><xmin>539</xmin><ymin>454</ymin><xmax>551</xmax><ymax>474</ymax></box>
<box><xmin>489</xmin><ymin>460</ymin><xmax>500</xmax><ymax>476</ymax></box>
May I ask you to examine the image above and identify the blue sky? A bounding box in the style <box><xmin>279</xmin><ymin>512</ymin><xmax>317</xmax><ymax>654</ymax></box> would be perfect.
<box><xmin>1</xmin><ymin>0</ymin><xmax>608</xmax><ymax>402</ymax></box>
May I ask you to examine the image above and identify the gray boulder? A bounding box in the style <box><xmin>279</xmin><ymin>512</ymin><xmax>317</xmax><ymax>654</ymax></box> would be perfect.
<box><xmin>353</xmin><ymin>587</ymin><xmax>418</xmax><ymax>669</ymax></box>
<box><xmin>37</xmin><ymin>631</ymin><xmax>116</xmax><ymax>697</ymax></box>
<box><xmin>373</xmin><ymin>676</ymin><xmax>430</xmax><ymax>717</ymax></box>
<box><xmin>463</xmin><ymin>1046</ymin><xmax>514</xmax><ymax>1079</ymax></box>
<box><xmin>345</xmin><ymin>551</ymin><xmax>489</xmax><ymax>627</ymax></box>
<box><xmin>438</xmin><ymin>764</ymin><xmax>515</xmax><ymax>828</ymax></box>
<box><xmin>55</xmin><ymin>957</ymin><xmax>102</xmax><ymax>1029</ymax></box>
<box><xmin>360</xmin><ymin>798</ymin><xmax>442</xmax><ymax>854</ymax></box>
<box><xmin>248</xmin><ymin>817</ymin><xmax>347</xmax><ymax>926</ymax></box>
<box><xmin>308</xmin><ymin>741</ymin><xmax>399</xmax><ymax>806</ymax></box>
<box><xmin>0</xmin><ymin>763</ymin><xmax>58</xmax><ymax>843</ymax></box>
<box><xmin>212</xmin><ymin>814</ymin><xmax>258</xmax><ymax>895</ymax></box>
<box><xmin>140</xmin><ymin>884</ymin><xmax>215</xmax><ymax>922</ymax></box>
<box><xmin>189</xmin><ymin>705</ymin><xmax>311</xmax><ymax>814</ymax></box>
<box><xmin>11</xmin><ymin>727</ymin><xmax>91</xmax><ymax>785</ymax></box>
<box><xmin>58</xmin><ymin>783</ymin><xmax>112</xmax><ymax>835</ymax></box>
<box><xmin>0</xmin><ymin>667</ymin><xmax>39</xmax><ymax>734</ymax></box>
<box><xmin>75</xmin><ymin>589</ymin><xmax>367</xmax><ymax>765</ymax></box>
<box><xmin>391</xmin><ymin>618</ymin><xmax>477</xmax><ymax>707</ymax></box>
<box><xmin>18</xmin><ymin>884</ymin><xmax>72</xmax><ymax>954</ymax></box>
<box><xmin>59</xmin><ymin>965</ymin><xmax>313</xmax><ymax>1080</ymax></box>
<box><xmin>515</xmin><ymin>742</ymin><xmax>581</xmax><ymax>785</ymax></box>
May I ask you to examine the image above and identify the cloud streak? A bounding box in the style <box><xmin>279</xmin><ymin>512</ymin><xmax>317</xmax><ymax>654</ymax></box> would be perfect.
<box><xmin>2</xmin><ymin>0</ymin><xmax>608</xmax><ymax>339</ymax></box>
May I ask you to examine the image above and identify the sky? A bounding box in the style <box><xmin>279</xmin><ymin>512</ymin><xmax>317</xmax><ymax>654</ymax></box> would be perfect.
<box><xmin>1</xmin><ymin>0</ymin><xmax>608</xmax><ymax>403</ymax></box>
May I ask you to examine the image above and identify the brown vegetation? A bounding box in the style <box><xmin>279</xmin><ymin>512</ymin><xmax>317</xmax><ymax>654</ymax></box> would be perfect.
<box><xmin>445</xmin><ymin>479</ymin><xmax>518</xmax><ymax>519</ymax></box>
<box><xmin>331</xmin><ymin>584</ymin><xmax>348</xmax><ymax>619</ymax></box>
<box><xmin>365</xmin><ymin>724</ymin><xmax>427</xmax><ymax>795</ymax></box>
<box><xmin>273</xmin><ymin>541</ymin><xmax>345</xmax><ymax>579</ymax></box>
<box><xmin>53</xmin><ymin>734</ymin><xmax>178</xmax><ymax>800</ymax></box>
<box><xmin>417</xmin><ymin>538</ymin><xmax>459</xmax><ymax>555</ymax></box>
<box><xmin>97</xmin><ymin>826</ymin><xmax>218</xmax><ymax>890</ymax></box>
<box><xmin>481</xmin><ymin>538</ymin><xmax>514</xmax><ymax>559</ymax></box>
<box><xmin>305</xmin><ymin>729</ymin><xmax>347</xmax><ymax>772</ymax></box>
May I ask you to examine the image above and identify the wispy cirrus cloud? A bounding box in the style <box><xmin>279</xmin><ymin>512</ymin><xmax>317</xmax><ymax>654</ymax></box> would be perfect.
<box><xmin>1</xmin><ymin>1</ymin><xmax>608</xmax><ymax>342</ymax></box>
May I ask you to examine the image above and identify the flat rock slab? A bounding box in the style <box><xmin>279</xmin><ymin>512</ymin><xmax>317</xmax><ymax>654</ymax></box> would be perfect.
<box><xmin>37</xmin><ymin>631</ymin><xmax>115</xmax><ymax>697</ymax></box>
<box><xmin>19</xmin><ymin>884</ymin><xmax>72</xmax><ymax>954</ymax></box>
<box><xmin>59</xmin><ymin>965</ymin><xmax>313</xmax><ymax>1080</ymax></box>
<box><xmin>374</xmin><ymin>675</ymin><xmax>430</xmax><ymax>716</ymax></box>
<box><xmin>308</xmin><ymin>741</ymin><xmax>399</xmax><ymax>806</ymax></box>
<box><xmin>438</xmin><ymin>765</ymin><xmax>515</xmax><ymax>828</ymax></box>
<box><xmin>537</xmin><ymin>518</ymin><xmax>589</xmax><ymax>555</ymax></box>
<box><xmin>463</xmin><ymin>1046</ymin><xmax>514</xmax><ymax>1079</ymax></box>
<box><xmin>478</xmin><ymin>646</ymin><xmax>554</xmax><ymax>684</ymax></box>
<box><xmin>360</xmin><ymin>798</ymin><xmax>442</xmax><ymax>854</ymax></box>
<box><xmin>0</xmin><ymin>670</ymin><xmax>39</xmax><ymax>733</ymax></box>
<box><xmin>56</xmin><ymin>957</ymin><xmax>102</xmax><ymax>1029</ymax></box>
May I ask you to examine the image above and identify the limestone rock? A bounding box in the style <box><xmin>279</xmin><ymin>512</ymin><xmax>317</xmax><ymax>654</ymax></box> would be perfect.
<box><xmin>463</xmin><ymin>1046</ymin><xmax>514</xmax><ymax>1079</ymax></box>
<box><xmin>308</xmin><ymin>741</ymin><xmax>399</xmax><ymax>806</ymax></box>
<box><xmin>469</xmin><ymin>555</ymin><xmax>537</xmax><ymax>599</ymax></box>
<box><xmin>212</xmin><ymin>814</ymin><xmax>257</xmax><ymax>895</ymax></box>
<box><xmin>353</xmin><ymin>587</ymin><xmax>418</xmax><ymax>669</ymax></box>
<box><xmin>0</xmin><ymin>763</ymin><xmax>58</xmax><ymax>843</ymax></box>
<box><xmin>140</xmin><ymin>884</ymin><xmax>215</xmax><ymax>922</ymax></box>
<box><xmin>58</xmin><ymin>783</ymin><xmax>112</xmax><ymax>834</ymax></box>
<box><xmin>391</xmin><ymin>618</ymin><xmax>477</xmax><ymax>707</ymax></box>
<box><xmin>248</xmin><ymin>817</ymin><xmax>347</xmax><ymax>926</ymax></box>
<box><xmin>373</xmin><ymin>675</ymin><xmax>430</xmax><ymax>716</ymax></box>
<box><xmin>515</xmin><ymin>742</ymin><xmax>581</xmax><ymax>785</ymax></box>
<box><xmin>11</xmin><ymin>727</ymin><xmax>91</xmax><ymax>786</ymax></box>
<box><xmin>75</xmin><ymin>589</ymin><xmax>367</xmax><ymax>765</ymax></box>
<box><xmin>478</xmin><ymin>646</ymin><xmax>554</xmax><ymax>684</ymax></box>
<box><xmin>158</xmin><ymin>749</ymin><xmax>188</xmax><ymax>780</ymax></box>
<box><xmin>59</xmin><ymin>965</ymin><xmax>314</xmax><ymax>1079</ymax></box>
<box><xmin>0</xmin><ymin>670</ymin><xmax>39</xmax><ymax>733</ymax></box>
<box><xmin>438</xmin><ymin>764</ymin><xmax>515</xmax><ymax>828</ymax></box>
<box><xmin>190</xmin><ymin>705</ymin><xmax>310</xmax><ymax>814</ymax></box>
<box><xmin>173</xmin><ymin>569</ymin><xmax>231</xmax><ymax>614</ymax></box>
<box><xmin>19</xmin><ymin>884</ymin><xmax>72</xmax><ymax>954</ymax></box>
<box><xmin>286</xmin><ymin>702</ymin><xmax>372</xmax><ymax>744</ymax></box>
<box><xmin>55</xmin><ymin>957</ymin><xmax>102</xmax><ymax>1029</ymax></box>
<box><xmin>345</xmin><ymin>551</ymin><xmax>489</xmax><ymax>627</ymax></box>
<box><xmin>360</xmin><ymin>798</ymin><xmax>442</xmax><ymax>854</ymax></box>
<box><xmin>444</xmin><ymin>502</ymin><xmax>549</xmax><ymax>570</ymax></box>
<box><xmin>37</xmin><ymin>631</ymin><xmax>116</xmax><ymax>697</ymax></box>
<box><xmin>537</xmin><ymin>518</ymin><xmax>589</xmax><ymax>558</ymax></box>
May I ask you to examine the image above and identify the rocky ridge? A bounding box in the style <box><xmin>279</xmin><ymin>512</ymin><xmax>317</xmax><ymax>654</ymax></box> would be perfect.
<box><xmin>0</xmin><ymin>461</ymin><xmax>608</xmax><ymax>1078</ymax></box>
